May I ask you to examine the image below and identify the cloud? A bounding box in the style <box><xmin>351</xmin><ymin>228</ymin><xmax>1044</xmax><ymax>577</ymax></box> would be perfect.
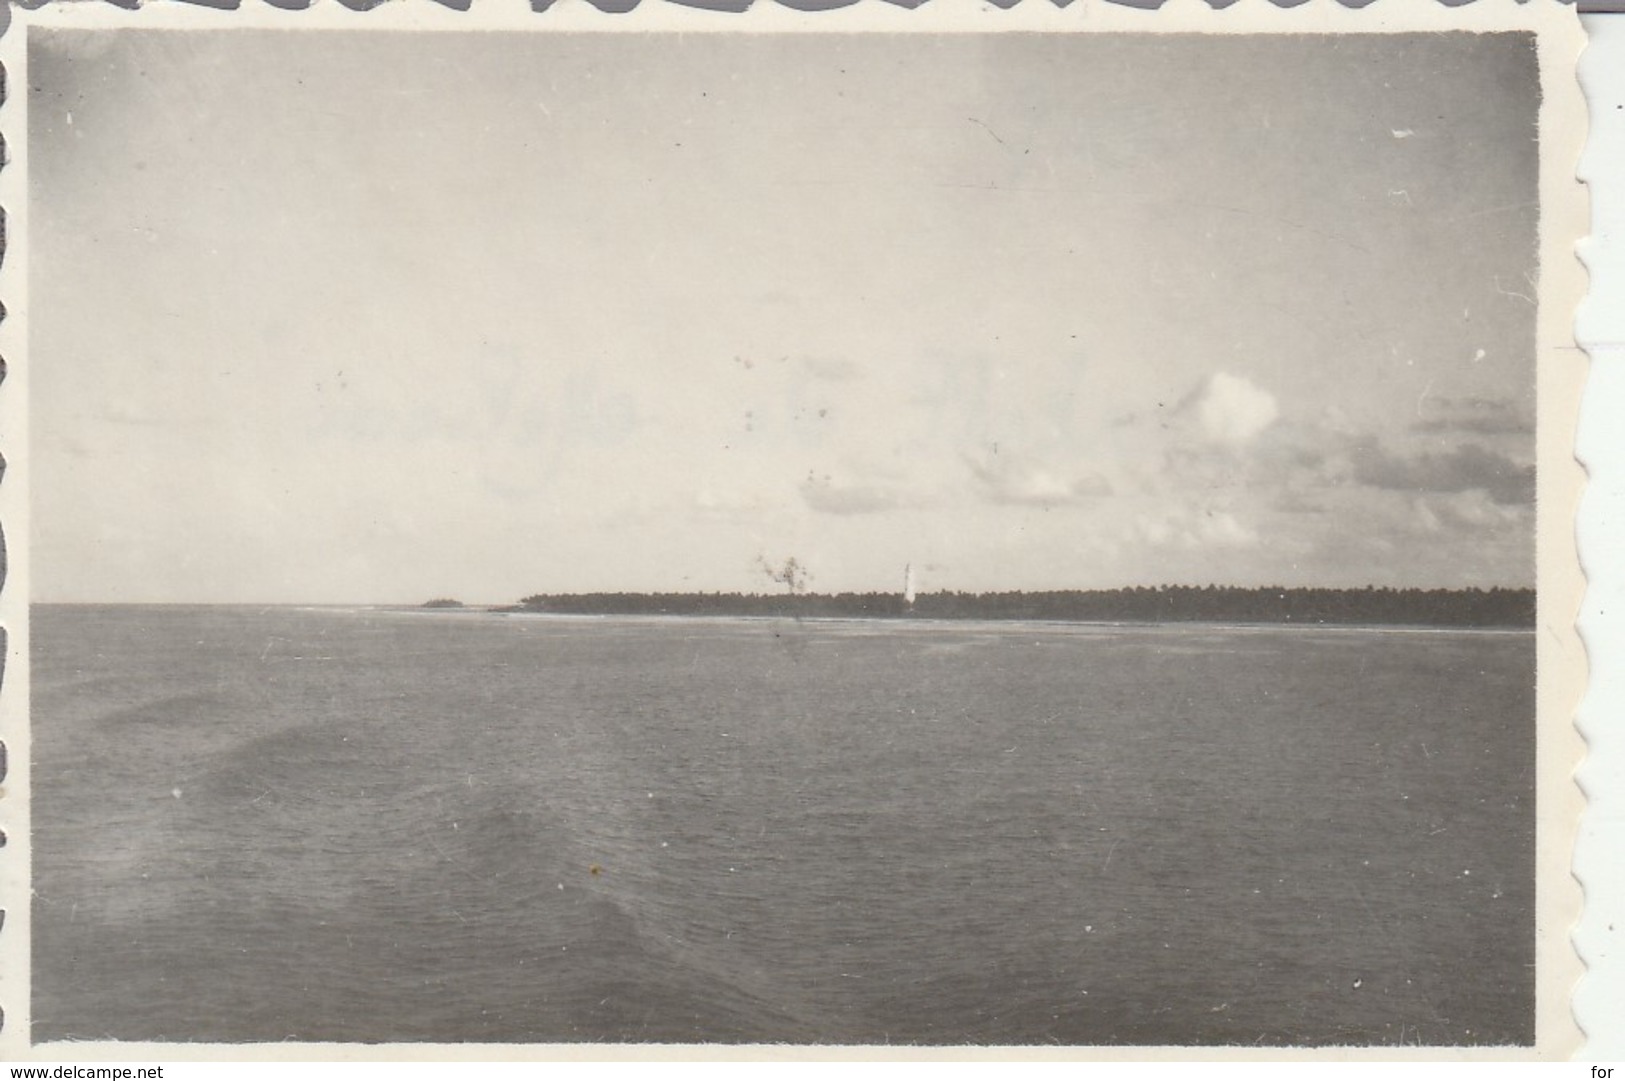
<box><xmin>1273</xmin><ymin>488</ymin><xmax>1327</xmax><ymax>515</ymax></box>
<box><xmin>1195</xmin><ymin>510</ymin><xmax>1260</xmax><ymax>548</ymax></box>
<box><xmin>799</xmin><ymin>355</ymin><xmax>862</xmax><ymax>382</ymax></box>
<box><xmin>1350</xmin><ymin>440</ymin><xmax>1533</xmax><ymax>505</ymax></box>
<box><xmin>97</xmin><ymin>406</ymin><xmax>168</xmax><ymax>428</ymax></box>
<box><xmin>799</xmin><ymin>473</ymin><xmax>909</xmax><ymax>515</ymax></box>
<box><xmin>1127</xmin><ymin>506</ymin><xmax>1260</xmax><ymax>550</ymax></box>
<box><xmin>1412</xmin><ymin>489</ymin><xmax>1528</xmax><ymax>533</ymax></box>
<box><xmin>966</xmin><ymin>452</ymin><xmax>1113</xmax><ymax>506</ymax></box>
<box><xmin>1188</xmin><ymin>372</ymin><xmax>1280</xmax><ymax>446</ymax></box>
<box><xmin>1412</xmin><ymin>395</ymin><xmax>1533</xmax><ymax>436</ymax></box>
<box><xmin>694</xmin><ymin>487</ymin><xmax>770</xmax><ymax>515</ymax></box>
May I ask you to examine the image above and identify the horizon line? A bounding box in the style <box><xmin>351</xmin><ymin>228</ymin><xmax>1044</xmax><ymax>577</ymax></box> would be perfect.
<box><xmin>32</xmin><ymin>582</ymin><xmax>1538</xmax><ymax>608</ymax></box>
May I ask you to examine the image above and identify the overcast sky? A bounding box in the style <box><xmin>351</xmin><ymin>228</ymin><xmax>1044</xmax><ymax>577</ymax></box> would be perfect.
<box><xmin>30</xmin><ymin>29</ymin><xmax>1540</xmax><ymax>604</ymax></box>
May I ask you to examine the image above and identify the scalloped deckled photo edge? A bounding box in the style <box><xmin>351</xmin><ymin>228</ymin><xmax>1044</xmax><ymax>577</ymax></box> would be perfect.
<box><xmin>0</xmin><ymin>2</ymin><xmax>1586</xmax><ymax>1059</ymax></box>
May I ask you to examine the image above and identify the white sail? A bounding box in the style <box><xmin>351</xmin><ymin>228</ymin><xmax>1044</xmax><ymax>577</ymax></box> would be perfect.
<box><xmin>903</xmin><ymin>563</ymin><xmax>917</xmax><ymax>606</ymax></box>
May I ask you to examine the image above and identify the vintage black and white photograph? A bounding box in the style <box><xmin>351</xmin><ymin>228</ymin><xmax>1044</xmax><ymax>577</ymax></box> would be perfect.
<box><xmin>5</xmin><ymin>3</ymin><xmax>1587</xmax><ymax>1055</ymax></box>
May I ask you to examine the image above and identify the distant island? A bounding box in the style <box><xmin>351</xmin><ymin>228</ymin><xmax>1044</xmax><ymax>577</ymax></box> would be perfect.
<box><xmin>421</xmin><ymin>598</ymin><xmax>466</xmax><ymax>609</ymax></box>
<box><xmin>502</xmin><ymin>586</ymin><xmax>1535</xmax><ymax>628</ymax></box>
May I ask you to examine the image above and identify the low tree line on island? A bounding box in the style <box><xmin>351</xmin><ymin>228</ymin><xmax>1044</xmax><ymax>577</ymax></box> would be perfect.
<box><xmin>499</xmin><ymin>585</ymin><xmax>1534</xmax><ymax>628</ymax></box>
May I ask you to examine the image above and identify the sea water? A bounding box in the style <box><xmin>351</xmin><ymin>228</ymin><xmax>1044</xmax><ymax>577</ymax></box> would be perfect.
<box><xmin>31</xmin><ymin>605</ymin><xmax>1535</xmax><ymax>1045</ymax></box>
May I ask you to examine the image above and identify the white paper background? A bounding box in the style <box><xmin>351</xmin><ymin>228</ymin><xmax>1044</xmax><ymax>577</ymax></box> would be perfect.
<box><xmin>0</xmin><ymin>3</ymin><xmax>1614</xmax><ymax>1070</ymax></box>
<box><xmin>1575</xmin><ymin>8</ymin><xmax>1624</xmax><ymax>1063</ymax></box>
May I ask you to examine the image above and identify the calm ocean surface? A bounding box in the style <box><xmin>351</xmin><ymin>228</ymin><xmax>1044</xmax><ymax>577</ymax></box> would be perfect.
<box><xmin>32</xmin><ymin>605</ymin><xmax>1535</xmax><ymax>1046</ymax></box>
